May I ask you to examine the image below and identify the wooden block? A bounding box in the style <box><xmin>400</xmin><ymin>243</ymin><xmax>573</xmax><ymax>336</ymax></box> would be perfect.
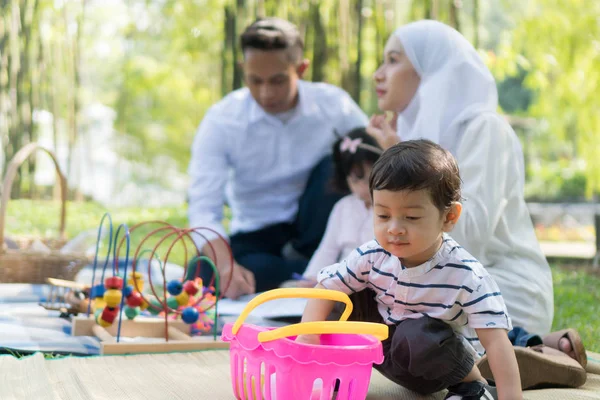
<box><xmin>47</xmin><ymin>278</ymin><xmax>88</xmax><ymax>290</ymax></box>
<box><xmin>92</xmin><ymin>325</ymin><xmax>116</xmax><ymax>343</ymax></box>
<box><xmin>101</xmin><ymin>336</ymin><xmax>230</xmax><ymax>355</ymax></box>
<box><xmin>167</xmin><ymin>326</ymin><xmax>191</xmax><ymax>341</ymax></box>
<box><xmin>72</xmin><ymin>316</ymin><xmax>190</xmax><ymax>338</ymax></box>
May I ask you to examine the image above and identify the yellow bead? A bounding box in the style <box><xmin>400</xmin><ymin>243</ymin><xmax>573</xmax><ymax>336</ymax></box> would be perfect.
<box><xmin>139</xmin><ymin>297</ymin><xmax>149</xmax><ymax>311</ymax></box>
<box><xmin>128</xmin><ymin>271</ymin><xmax>144</xmax><ymax>292</ymax></box>
<box><xmin>104</xmin><ymin>289</ymin><xmax>123</xmax><ymax>308</ymax></box>
<box><xmin>97</xmin><ymin>314</ymin><xmax>112</xmax><ymax>327</ymax></box>
<box><xmin>93</xmin><ymin>298</ymin><xmax>106</xmax><ymax>312</ymax></box>
<box><xmin>175</xmin><ymin>291</ymin><xmax>190</xmax><ymax>306</ymax></box>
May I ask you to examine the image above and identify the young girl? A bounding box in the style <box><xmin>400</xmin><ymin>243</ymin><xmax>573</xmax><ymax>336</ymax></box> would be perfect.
<box><xmin>290</xmin><ymin>128</ymin><xmax>382</xmax><ymax>287</ymax></box>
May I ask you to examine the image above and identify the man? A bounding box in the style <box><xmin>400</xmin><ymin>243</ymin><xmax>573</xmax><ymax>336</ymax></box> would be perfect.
<box><xmin>188</xmin><ymin>18</ymin><xmax>367</xmax><ymax>299</ymax></box>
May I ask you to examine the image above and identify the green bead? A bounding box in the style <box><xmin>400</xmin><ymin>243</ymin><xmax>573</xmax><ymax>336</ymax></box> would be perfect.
<box><xmin>166</xmin><ymin>296</ymin><xmax>179</xmax><ymax>310</ymax></box>
<box><xmin>124</xmin><ymin>306</ymin><xmax>140</xmax><ymax>320</ymax></box>
<box><xmin>94</xmin><ymin>309</ymin><xmax>103</xmax><ymax>320</ymax></box>
<box><xmin>148</xmin><ymin>297</ymin><xmax>163</xmax><ymax>315</ymax></box>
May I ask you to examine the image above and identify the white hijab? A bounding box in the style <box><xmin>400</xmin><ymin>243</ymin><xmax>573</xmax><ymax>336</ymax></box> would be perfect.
<box><xmin>394</xmin><ymin>20</ymin><xmax>500</xmax><ymax>156</ymax></box>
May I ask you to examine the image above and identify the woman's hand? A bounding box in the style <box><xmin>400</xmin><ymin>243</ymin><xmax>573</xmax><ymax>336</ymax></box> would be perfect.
<box><xmin>366</xmin><ymin>112</ymin><xmax>399</xmax><ymax>150</ymax></box>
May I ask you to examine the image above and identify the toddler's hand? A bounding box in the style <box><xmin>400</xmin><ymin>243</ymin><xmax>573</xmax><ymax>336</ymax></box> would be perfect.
<box><xmin>296</xmin><ymin>334</ymin><xmax>321</xmax><ymax>345</ymax></box>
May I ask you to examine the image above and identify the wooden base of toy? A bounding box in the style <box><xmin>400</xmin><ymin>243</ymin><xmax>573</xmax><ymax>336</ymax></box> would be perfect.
<box><xmin>72</xmin><ymin>316</ymin><xmax>229</xmax><ymax>355</ymax></box>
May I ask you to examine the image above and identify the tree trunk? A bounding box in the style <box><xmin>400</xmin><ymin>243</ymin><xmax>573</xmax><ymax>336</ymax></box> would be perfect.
<box><xmin>0</xmin><ymin>0</ymin><xmax>11</xmax><ymax>178</ymax></box>
<box><xmin>73</xmin><ymin>0</ymin><xmax>85</xmax><ymax>201</ymax></box>
<box><xmin>232</xmin><ymin>0</ymin><xmax>244</xmax><ymax>90</ymax></box>
<box><xmin>449</xmin><ymin>0</ymin><xmax>461</xmax><ymax>32</ymax></box>
<box><xmin>354</xmin><ymin>0</ymin><xmax>363</xmax><ymax>104</ymax></box>
<box><xmin>221</xmin><ymin>6</ymin><xmax>230</xmax><ymax>97</ymax></box>
<box><xmin>472</xmin><ymin>0</ymin><xmax>479</xmax><ymax>48</ymax></box>
<box><xmin>310</xmin><ymin>1</ymin><xmax>326</xmax><ymax>82</ymax></box>
<box><xmin>256</xmin><ymin>0</ymin><xmax>265</xmax><ymax>18</ymax></box>
<box><xmin>8</xmin><ymin>0</ymin><xmax>21</xmax><ymax>198</ymax></box>
<box><xmin>338</xmin><ymin>0</ymin><xmax>350</xmax><ymax>90</ymax></box>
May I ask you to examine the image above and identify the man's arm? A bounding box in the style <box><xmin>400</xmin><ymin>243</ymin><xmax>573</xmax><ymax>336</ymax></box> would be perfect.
<box><xmin>188</xmin><ymin>114</ymin><xmax>255</xmax><ymax>298</ymax></box>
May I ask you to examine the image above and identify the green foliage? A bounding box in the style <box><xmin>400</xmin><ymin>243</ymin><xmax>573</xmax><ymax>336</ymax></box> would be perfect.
<box><xmin>4</xmin><ymin>200</ymin><xmax>233</xmax><ymax>267</ymax></box>
<box><xmin>490</xmin><ymin>0</ymin><xmax>600</xmax><ymax>198</ymax></box>
<box><xmin>526</xmin><ymin>159</ymin><xmax>588</xmax><ymax>202</ymax></box>
<box><xmin>552</xmin><ymin>264</ymin><xmax>600</xmax><ymax>353</ymax></box>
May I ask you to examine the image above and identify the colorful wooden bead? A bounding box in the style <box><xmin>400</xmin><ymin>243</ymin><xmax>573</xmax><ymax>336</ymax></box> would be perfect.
<box><xmin>105</xmin><ymin>276</ymin><xmax>123</xmax><ymax>290</ymax></box>
<box><xmin>101</xmin><ymin>307</ymin><xmax>118</xmax><ymax>324</ymax></box>
<box><xmin>181</xmin><ymin>307</ymin><xmax>199</xmax><ymax>324</ymax></box>
<box><xmin>175</xmin><ymin>291</ymin><xmax>189</xmax><ymax>306</ymax></box>
<box><xmin>97</xmin><ymin>314</ymin><xmax>112</xmax><ymax>327</ymax></box>
<box><xmin>124</xmin><ymin>306</ymin><xmax>140</xmax><ymax>320</ymax></box>
<box><xmin>166</xmin><ymin>280</ymin><xmax>183</xmax><ymax>296</ymax></box>
<box><xmin>90</xmin><ymin>284</ymin><xmax>105</xmax><ymax>298</ymax></box>
<box><xmin>104</xmin><ymin>289</ymin><xmax>123</xmax><ymax>308</ymax></box>
<box><xmin>183</xmin><ymin>280</ymin><xmax>199</xmax><ymax>296</ymax></box>
<box><xmin>122</xmin><ymin>285</ymin><xmax>134</xmax><ymax>297</ymax></box>
<box><xmin>139</xmin><ymin>296</ymin><xmax>149</xmax><ymax>311</ymax></box>
<box><xmin>166</xmin><ymin>296</ymin><xmax>179</xmax><ymax>310</ymax></box>
<box><xmin>148</xmin><ymin>297</ymin><xmax>163</xmax><ymax>315</ymax></box>
<box><xmin>128</xmin><ymin>271</ymin><xmax>144</xmax><ymax>292</ymax></box>
<box><xmin>93</xmin><ymin>298</ymin><xmax>106</xmax><ymax>312</ymax></box>
<box><xmin>126</xmin><ymin>291</ymin><xmax>143</xmax><ymax>308</ymax></box>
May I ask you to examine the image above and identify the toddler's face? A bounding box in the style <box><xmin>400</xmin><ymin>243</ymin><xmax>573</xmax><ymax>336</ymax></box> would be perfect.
<box><xmin>372</xmin><ymin>188</ymin><xmax>460</xmax><ymax>267</ymax></box>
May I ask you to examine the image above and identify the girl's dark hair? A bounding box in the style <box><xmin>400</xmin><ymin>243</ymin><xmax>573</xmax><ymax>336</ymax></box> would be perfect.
<box><xmin>369</xmin><ymin>139</ymin><xmax>462</xmax><ymax>212</ymax></box>
<box><xmin>331</xmin><ymin>127</ymin><xmax>383</xmax><ymax>194</ymax></box>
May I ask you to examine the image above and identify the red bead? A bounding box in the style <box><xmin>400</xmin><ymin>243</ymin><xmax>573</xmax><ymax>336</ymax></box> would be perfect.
<box><xmin>101</xmin><ymin>307</ymin><xmax>119</xmax><ymax>324</ymax></box>
<box><xmin>126</xmin><ymin>292</ymin><xmax>143</xmax><ymax>308</ymax></box>
<box><xmin>105</xmin><ymin>276</ymin><xmax>123</xmax><ymax>290</ymax></box>
<box><xmin>183</xmin><ymin>280</ymin><xmax>199</xmax><ymax>296</ymax></box>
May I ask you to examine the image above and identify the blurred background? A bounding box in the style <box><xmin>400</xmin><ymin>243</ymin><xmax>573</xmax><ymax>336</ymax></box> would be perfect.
<box><xmin>0</xmin><ymin>0</ymin><xmax>599</xmax><ymax>245</ymax></box>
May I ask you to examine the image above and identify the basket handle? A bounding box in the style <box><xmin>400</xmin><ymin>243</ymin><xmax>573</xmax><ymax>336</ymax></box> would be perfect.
<box><xmin>0</xmin><ymin>143</ymin><xmax>67</xmax><ymax>251</ymax></box>
<box><xmin>257</xmin><ymin>320</ymin><xmax>389</xmax><ymax>343</ymax></box>
<box><xmin>231</xmin><ymin>288</ymin><xmax>354</xmax><ymax>335</ymax></box>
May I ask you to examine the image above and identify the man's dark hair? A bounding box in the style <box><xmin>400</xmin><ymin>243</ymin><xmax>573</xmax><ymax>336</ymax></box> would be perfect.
<box><xmin>369</xmin><ymin>139</ymin><xmax>462</xmax><ymax>212</ymax></box>
<box><xmin>240</xmin><ymin>18</ymin><xmax>304</xmax><ymax>63</ymax></box>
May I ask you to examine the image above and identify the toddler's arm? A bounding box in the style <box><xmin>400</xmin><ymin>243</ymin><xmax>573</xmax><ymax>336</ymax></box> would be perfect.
<box><xmin>477</xmin><ymin>328</ymin><xmax>522</xmax><ymax>400</ymax></box>
<box><xmin>296</xmin><ymin>283</ymin><xmax>337</xmax><ymax>345</ymax></box>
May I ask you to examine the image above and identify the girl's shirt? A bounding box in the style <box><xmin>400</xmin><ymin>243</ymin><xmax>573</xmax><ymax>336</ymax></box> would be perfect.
<box><xmin>317</xmin><ymin>233</ymin><xmax>512</xmax><ymax>357</ymax></box>
<box><xmin>303</xmin><ymin>194</ymin><xmax>373</xmax><ymax>279</ymax></box>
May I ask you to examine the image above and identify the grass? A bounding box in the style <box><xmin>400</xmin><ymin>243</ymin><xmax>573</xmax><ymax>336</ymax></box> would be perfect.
<box><xmin>551</xmin><ymin>263</ymin><xmax>600</xmax><ymax>353</ymax></box>
<box><xmin>3</xmin><ymin>200</ymin><xmax>600</xmax><ymax>354</ymax></box>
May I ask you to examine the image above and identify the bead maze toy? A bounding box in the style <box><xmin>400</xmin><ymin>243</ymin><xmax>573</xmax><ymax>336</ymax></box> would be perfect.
<box><xmin>71</xmin><ymin>213</ymin><xmax>233</xmax><ymax>355</ymax></box>
<box><xmin>222</xmin><ymin>288</ymin><xmax>389</xmax><ymax>400</ymax></box>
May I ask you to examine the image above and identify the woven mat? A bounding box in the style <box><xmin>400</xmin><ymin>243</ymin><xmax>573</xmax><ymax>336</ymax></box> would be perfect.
<box><xmin>1</xmin><ymin>350</ymin><xmax>599</xmax><ymax>399</ymax></box>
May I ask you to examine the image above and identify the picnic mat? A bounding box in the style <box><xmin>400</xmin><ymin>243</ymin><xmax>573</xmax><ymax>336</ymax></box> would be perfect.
<box><xmin>0</xmin><ymin>284</ymin><xmax>101</xmax><ymax>355</ymax></box>
<box><xmin>1</xmin><ymin>350</ymin><xmax>599</xmax><ymax>399</ymax></box>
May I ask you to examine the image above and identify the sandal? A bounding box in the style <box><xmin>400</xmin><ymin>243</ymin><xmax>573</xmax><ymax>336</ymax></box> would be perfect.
<box><xmin>477</xmin><ymin>345</ymin><xmax>587</xmax><ymax>390</ymax></box>
<box><xmin>543</xmin><ymin>328</ymin><xmax>588</xmax><ymax>368</ymax></box>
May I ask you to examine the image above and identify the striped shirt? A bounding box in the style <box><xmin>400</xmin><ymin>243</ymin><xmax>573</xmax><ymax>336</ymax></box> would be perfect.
<box><xmin>317</xmin><ymin>234</ymin><xmax>512</xmax><ymax>357</ymax></box>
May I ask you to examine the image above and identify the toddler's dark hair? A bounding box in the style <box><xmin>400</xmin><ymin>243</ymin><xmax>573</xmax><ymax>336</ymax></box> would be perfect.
<box><xmin>369</xmin><ymin>139</ymin><xmax>461</xmax><ymax>212</ymax></box>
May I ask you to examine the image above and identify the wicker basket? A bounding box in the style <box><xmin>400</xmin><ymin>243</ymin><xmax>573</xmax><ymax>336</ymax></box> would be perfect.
<box><xmin>0</xmin><ymin>143</ymin><xmax>89</xmax><ymax>283</ymax></box>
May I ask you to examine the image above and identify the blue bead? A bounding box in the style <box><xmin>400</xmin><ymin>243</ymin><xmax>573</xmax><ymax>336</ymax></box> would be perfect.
<box><xmin>181</xmin><ymin>307</ymin><xmax>199</xmax><ymax>324</ymax></box>
<box><xmin>166</xmin><ymin>280</ymin><xmax>183</xmax><ymax>296</ymax></box>
<box><xmin>90</xmin><ymin>284</ymin><xmax>105</xmax><ymax>298</ymax></box>
<box><xmin>123</xmin><ymin>285</ymin><xmax>134</xmax><ymax>297</ymax></box>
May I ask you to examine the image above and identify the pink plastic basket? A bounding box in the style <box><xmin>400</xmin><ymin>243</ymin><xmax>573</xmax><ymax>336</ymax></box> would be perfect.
<box><xmin>221</xmin><ymin>288</ymin><xmax>389</xmax><ymax>400</ymax></box>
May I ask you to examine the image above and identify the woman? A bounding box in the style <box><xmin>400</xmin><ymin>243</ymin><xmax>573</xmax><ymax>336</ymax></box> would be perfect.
<box><xmin>366</xmin><ymin>20</ymin><xmax>587</xmax><ymax>376</ymax></box>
